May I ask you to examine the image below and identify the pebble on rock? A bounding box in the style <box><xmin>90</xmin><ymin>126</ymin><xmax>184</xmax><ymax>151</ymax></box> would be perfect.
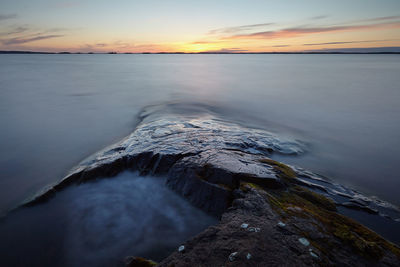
<box><xmin>298</xmin><ymin>237</ymin><xmax>310</xmax><ymax>246</ymax></box>
<box><xmin>277</xmin><ymin>221</ymin><xmax>286</xmax><ymax>228</ymax></box>
<box><xmin>309</xmin><ymin>249</ymin><xmax>319</xmax><ymax>259</ymax></box>
<box><xmin>178</xmin><ymin>245</ymin><xmax>185</xmax><ymax>252</ymax></box>
<box><xmin>247</xmin><ymin>227</ymin><xmax>261</xmax><ymax>232</ymax></box>
<box><xmin>241</xmin><ymin>223</ymin><xmax>249</xmax><ymax>229</ymax></box>
<box><xmin>246</xmin><ymin>253</ymin><xmax>252</xmax><ymax>260</ymax></box>
<box><xmin>229</xmin><ymin>252</ymin><xmax>238</xmax><ymax>262</ymax></box>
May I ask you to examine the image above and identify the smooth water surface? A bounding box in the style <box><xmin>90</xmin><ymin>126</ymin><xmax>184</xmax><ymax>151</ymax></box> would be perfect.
<box><xmin>0</xmin><ymin>54</ymin><xmax>399</xmax><ymax>213</ymax></box>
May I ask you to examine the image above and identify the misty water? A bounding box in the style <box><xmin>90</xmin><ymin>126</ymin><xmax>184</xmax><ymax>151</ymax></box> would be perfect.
<box><xmin>0</xmin><ymin>171</ymin><xmax>216</xmax><ymax>266</ymax></box>
<box><xmin>1</xmin><ymin>54</ymin><xmax>399</xmax><ymax>210</ymax></box>
<box><xmin>0</xmin><ymin>54</ymin><xmax>400</xmax><ymax>263</ymax></box>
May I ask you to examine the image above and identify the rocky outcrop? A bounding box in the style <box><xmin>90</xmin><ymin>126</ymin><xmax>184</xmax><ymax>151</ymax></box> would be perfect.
<box><xmin>24</xmin><ymin>107</ymin><xmax>304</xmax><ymax>216</ymax></box>
<box><xmin>20</xmin><ymin>104</ymin><xmax>400</xmax><ymax>266</ymax></box>
<box><xmin>159</xmin><ymin>184</ymin><xmax>400</xmax><ymax>266</ymax></box>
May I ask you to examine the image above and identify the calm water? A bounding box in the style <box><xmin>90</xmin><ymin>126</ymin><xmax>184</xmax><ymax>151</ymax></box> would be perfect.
<box><xmin>1</xmin><ymin>54</ymin><xmax>400</xmax><ymax>214</ymax></box>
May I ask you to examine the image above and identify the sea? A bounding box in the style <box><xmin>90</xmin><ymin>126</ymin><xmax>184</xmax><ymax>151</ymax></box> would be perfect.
<box><xmin>0</xmin><ymin>54</ymin><xmax>399</xmax><ymax>265</ymax></box>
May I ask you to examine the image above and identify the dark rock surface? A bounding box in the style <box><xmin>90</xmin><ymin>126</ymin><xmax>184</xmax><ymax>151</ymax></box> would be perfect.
<box><xmin>159</xmin><ymin>185</ymin><xmax>400</xmax><ymax>266</ymax></box>
<box><xmin>20</xmin><ymin>104</ymin><xmax>400</xmax><ymax>266</ymax></box>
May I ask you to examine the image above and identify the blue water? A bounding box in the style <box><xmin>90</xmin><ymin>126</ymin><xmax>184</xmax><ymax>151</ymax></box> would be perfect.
<box><xmin>0</xmin><ymin>54</ymin><xmax>400</xmax><ymax>214</ymax></box>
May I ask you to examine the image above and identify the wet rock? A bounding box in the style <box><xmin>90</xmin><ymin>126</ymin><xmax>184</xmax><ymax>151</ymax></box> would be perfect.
<box><xmin>18</xmin><ymin>105</ymin><xmax>400</xmax><ymax>266</ymax></box>
<box><xmin>24</xmin><ymin>110</ymin><xmax>303</xmax><ymax>206</ymax></box>
<box><xmin>340</xmin><ymin>202</ymin><xmax>379</xmax><ymax>214</ymax></box>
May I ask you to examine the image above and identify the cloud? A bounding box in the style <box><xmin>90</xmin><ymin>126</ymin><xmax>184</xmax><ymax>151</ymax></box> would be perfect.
<box><xmin>361</xmin><ymin>15</ymin><xmax>400</xmax><ymax>22</ymax></box>
<box><xmin>190</xmin><ymin>40</ymin><xmax>223</xmax><ymax>45</ymax></box>
<box><xmin>225</xmin><ymin>20</ymin><xmax>400</xmax><ymax>40</ymax></box>
<box><xmin>201</xmin><ymin>48</ymin><xmax>248</xmax><ymax>53</ymax></box>
<box><xmin>310</xmin><ymin>15</ymin><xmax>328</xmax><ymax>20</ymax></box>
<box><xmin>209</xmin><ymin>23</ymin><xmax>275</xmax><ymax>35</ymax></box>
<box><xmin>303</xmin><ymin>39</ymin><xmax>397</xmax><ymax>46</ymax></box>
<box><xmin>0</xmin><ymin>26</ymin><xmax>29</xmax><ymax>36</ymax></box>
<box><xmin>307</xmin><ymin>46</ymin><xmax>400</xmax><ymax>53</ymax></box>
<box><xmin>1</xmin><ymin>34</ymin><xmax>64</xmax><ymax>45</ymax></box>
<box><xmin>0</xmin><ymin>14</ymin><xmax>17</xmax><ymax>21</ymax></box>
<box><xmin>272</xmin><ymin>45</ymin><xmax>291</xmax><ymax>47</ymax></box>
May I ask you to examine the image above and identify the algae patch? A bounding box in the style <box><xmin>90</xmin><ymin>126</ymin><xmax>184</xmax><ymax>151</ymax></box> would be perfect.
<box><xmin>259</xmin><ymin>158</ymin><xmax>296</xmax><ymax>180</ymax></box>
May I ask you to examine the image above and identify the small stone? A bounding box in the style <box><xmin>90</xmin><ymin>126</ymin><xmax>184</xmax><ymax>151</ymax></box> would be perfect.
<box><xmin>229</xmin><ymin>252</ymin><xmax>238</xmax><ymax>262</ymax></box>
<box><xmin>309</xmin><ymin>249</ymin><xmax>319</xmax><ymax>258</ymax></box>
<box><xmin>247</xmin><ymin>227</ymin><xmax>261</xmax><ymax>232</ymax></box>
<box><xmin>277</xmin><ymin>221</ymin><xmax>286</xmax><ymax>228</ymax></box>
<box><xmin>241</xmin><ymin>223</ymin><xmax>249</xmax><ymax>229</ymax></box>
<box><xmin>178</xmin><ymin>245</ymin><xmax>185</xmax><ymax>252</ymax></box>
<box><xmin>246</xmin><ymin>253</ymin><xmax>252</xmax><ymax>260</ymax></box>
<box><xmin>298</xmin><ymin>237</ymin><xmax>310</xmax><ymax>246</ymax></box>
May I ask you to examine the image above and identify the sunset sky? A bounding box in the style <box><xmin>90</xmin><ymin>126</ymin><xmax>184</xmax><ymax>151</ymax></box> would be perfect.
<box><xmin>0</xmin><ymin>0</ymin><xmax>399</xmax><ymax>53</ymax></box>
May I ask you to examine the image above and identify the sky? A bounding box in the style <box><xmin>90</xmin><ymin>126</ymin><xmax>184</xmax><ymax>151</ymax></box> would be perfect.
<box><xmin>0</xmin><ymin>0</ymin><xmax>400</xmax><ymax>53</ymax></box>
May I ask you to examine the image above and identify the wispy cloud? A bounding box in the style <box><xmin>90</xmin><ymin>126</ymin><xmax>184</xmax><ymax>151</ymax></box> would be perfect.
<box><xmin>310</xmin><ymin>15</ymin><xmax>329</xmax><ymax>20</ymax></box>
<box><xmin>190</xmin><ymin>40</ymin><xmax>223</xmax><ymax>45</ymax></box>
<box><xmin>0</xmin><ymin>14</ymin><xmax>17</xmax><ymax>21</ymax></box>
<box><xmin>224</xmin><ymin>20</ymin><xmax>400</xmax><ymax>40</ymax></box>
<box><xmin>360</xmin><ymin>15</ymin><xmax>400</xmax><ymax>22</ymax></box>
<box><xmin>303</xmin><ymin>39</ymin><xmax>398</xmax><ymax>46</ymax></box>
<box><xmin>0</xmin><ymin>26</ymin><xmax>29</xmax><ymax>36</ymax></box>
<box><xmin>209</xmin><ymin>23</ymin><xmax>275</xmax><ymax>35</ymax></box>
<box><xmin>202</xmin><ymin>48</ymin><xmax>248</xmax><ymax>53</ymax></box>
<box><xmin>1</xmin><ymin>34</ymin><xmax>63</xmax><ymax>45</ymax></box>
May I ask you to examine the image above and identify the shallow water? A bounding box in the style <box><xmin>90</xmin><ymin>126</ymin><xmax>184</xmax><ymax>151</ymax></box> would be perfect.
<box><xmin>0</xmin><ymin>171</ymin><xmax>216</xmax><ymax>266</ymax></box>
<box><xmin>0</xmin><ymin>53</ymin><xmax>400</xmax><ymax>214</ymax></box>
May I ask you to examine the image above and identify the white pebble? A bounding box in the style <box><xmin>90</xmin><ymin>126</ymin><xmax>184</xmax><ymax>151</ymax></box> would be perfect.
<box><xmin>178</xmin><ymin>245</ymin><xmax>185</xmax><ymax>252</ymax></box>
<box><xmin>247</xmin><ymin>227</ymin><xmax>261</xmax><ymax>232</ymax></box>
<box><xmin>309</xmin><ymin>249</ymin><xmax>319</xmax><ymax>258</ymax></box>
<box><xmin>298</xmin><ymin>237</ymin><xmax>310</xmax><ymax>246</ymax></box>
<box><xmin>241</xmin><ymin>223</ymin><xmax>249</xmax><ymax>229</ymax></box>
<box><xmin>229</xmin><ymin>252</ymin><xmax>238</xmax><ymax>262</ymax></box>
<box><xmin>277</xmin><ymin>221</ymin><xmax>286</xmax><ymax>227</ymax></box>
<box><xmin>246</xmin><ymin>253</ymin><xmax>252</xmax><ymax>260</ymax></box>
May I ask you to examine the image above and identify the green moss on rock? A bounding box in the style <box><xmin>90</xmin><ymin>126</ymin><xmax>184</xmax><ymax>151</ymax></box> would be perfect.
<box><xmin>290</xmin><ymin>186</ymin><xmax>337</xmax><ymax>211</ymax></box>
<box><xmin>259</xmin><ymin>158</ymin><xmax>296</xmax><ymax>180</ymax></box>
<box><xmin>264</xmin><ymin>189</ymin><xmax>400</xmax><ymax>260</ymax></box>
<box><xmin>126</xmin><ymin>257</ymin><xmax>157</xmax><ymax>267</ymax></box>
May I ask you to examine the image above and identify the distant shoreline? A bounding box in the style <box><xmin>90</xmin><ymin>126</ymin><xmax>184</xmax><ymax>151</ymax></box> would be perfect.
<box><xmin>1</xmin><ymin>50</ymin><xmax>400</xmax><ymax>55</ymax></box>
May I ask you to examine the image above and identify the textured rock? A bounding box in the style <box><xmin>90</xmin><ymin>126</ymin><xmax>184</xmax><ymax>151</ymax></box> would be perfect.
<box><xmin>17</xmin><ymin>105</ymin><xmax>400</xmax><ymax>266</ymax></box>
<box><xmin>158</xmin><ymin>185</ymin><xmax>400</xmax><ymax>267</ymax></box>
<box><xmin>24</xmin><ymin>109</ymin><xmax>302</xmax><ymax>215</ymax></box>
